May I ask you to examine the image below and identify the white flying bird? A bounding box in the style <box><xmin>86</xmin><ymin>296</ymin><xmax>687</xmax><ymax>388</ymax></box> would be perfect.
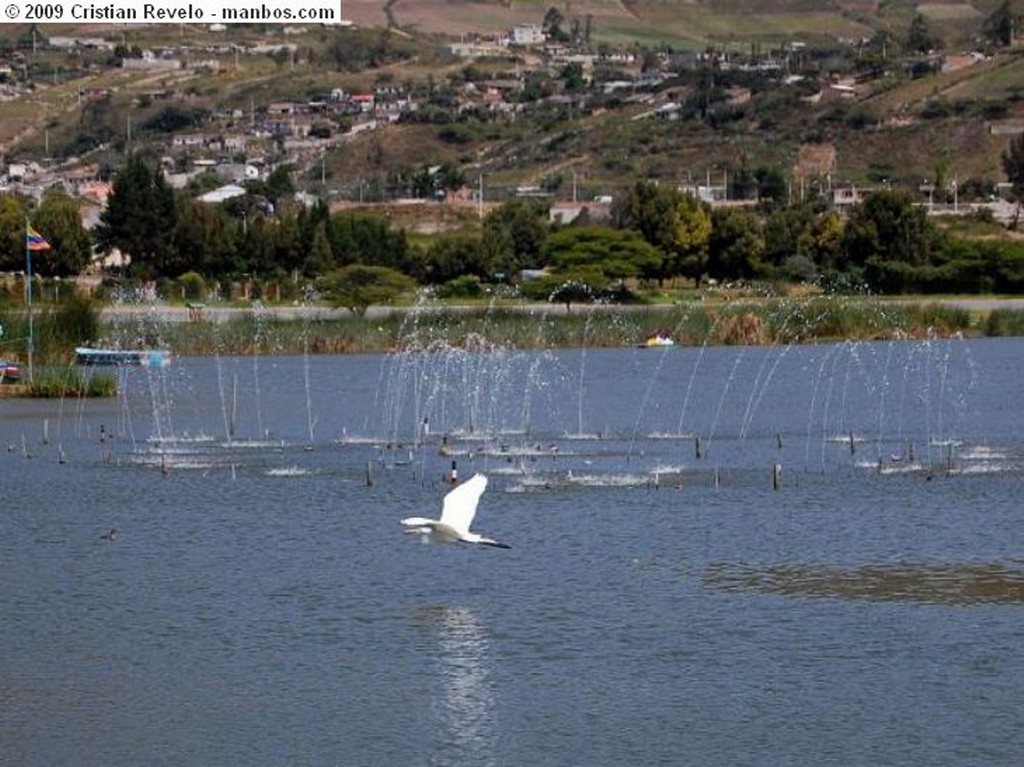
<box><xmin>401</xmin><ymin>473</ymin><xmax>510</xmax><ymax>549</ymax></box>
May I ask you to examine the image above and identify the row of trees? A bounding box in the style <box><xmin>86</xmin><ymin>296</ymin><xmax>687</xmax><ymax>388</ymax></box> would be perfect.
<box><xmin>3</xmin><ymin>152</ymin><xmax>1024</xmax><ymax>309</ymax></box>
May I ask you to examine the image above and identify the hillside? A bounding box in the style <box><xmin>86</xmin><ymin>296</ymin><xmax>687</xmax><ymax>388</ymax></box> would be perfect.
<box><xmin>346</xmin><ymin>0</ymin><xmax>1002</xmax><ymax>48</ymax></box>
<box><xmin>1</xmin><ymin>1</ymin><xmax>1024</xmax><ymax>212</ymax></box>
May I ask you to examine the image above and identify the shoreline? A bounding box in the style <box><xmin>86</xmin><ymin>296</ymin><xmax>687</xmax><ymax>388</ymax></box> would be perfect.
<box><xmin>96</xmin><ymin>296</ymin><xmax>1024</xmax><ymax>326</ymax></box>
<box><xmin>92</xmin><ymin>295</ymin><xmax>1017</xmax><ymax>358</ymax></box>
<box><xmin>4</xmin><ymin>296</ymin><xmax>1023</xmax><ymax>397</ymax></box>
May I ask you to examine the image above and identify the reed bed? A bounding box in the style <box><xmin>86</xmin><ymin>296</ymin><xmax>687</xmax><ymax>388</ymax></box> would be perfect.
<box><xmin>150</xmin><ymin>299</ymin><xmax>979</xmax><ymax>356</ymax></box>
<box><xmin>23</xmin><ymin>367</ymin><xmax>117</xmax><ymax>398</ymax></box>
<box><xmin>984</xmin><ymin>308</ymin><xmax>1024</xmax><ymax>337</ymax></box>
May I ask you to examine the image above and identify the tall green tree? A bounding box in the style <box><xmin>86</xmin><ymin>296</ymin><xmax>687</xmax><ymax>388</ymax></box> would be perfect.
<box><xmin>172</xmin><ymin>197</ymin><xmax>240</xmax><ymax>277</ymax></box>
<box><xmin>238</xmin><ymin>215</ymin><xmax>276</xmax><ymax>278</ymax></box>
<box><xmin>560</xmin><ymin>62</ymin><xmax>586</xmax><ymax>93</ymax></box>
<box><xmin>305</xmin><ymin>222</ymin><xmax>334</xmax><ymax>276</ymax></box>
<box><xmin>263</xmin><ymin>165</ymin><xmax>295</xmax><ymax>208</ymax></box>
<box><xmin>33</xmin><ymin>189</ymin><xmax>93</xmax><ymax>277</ymax></box>
<box><xmin>840</xmin><ymin>189</ymin><xmax>942</xmax><ymax>272</ymax></box>
<box><xmin>542</xmin><ymin>7</ymin><xmax>567</xmax><ymax>41</ymax></box>
<box><xmin>906</xmin><ymin>14</ymin><xmax>937</xmax><ymax>54</ymax></box>
<box><xmin>707</xmin><ymin>208</ymin><xmax>765</xmax><ymax>281</ymax></box>
<box><xmin>613</xmin><ymin>181</ymin><xmax>711</xmax><ymax>285</ymax></box>
<box><xmin>754</xmin><ymin>166</ymin><xmax>789</xmax><ymax>209</ymax></box>
<box><xmin>483</xmin><ymin>200</ymin><xmax>548</xmax><ymax>277</ymax></box>
<box><xmin>422</xmin><ymin>232</ymin><xmax>490</xmax><ymax>284</ymax></box>
<box><xmin>271</xmin><ymin>210</ymin><xmax>303</xmax><ymax>277</ymax></box>
<box><xmin>519</xmin><ymin>268</ymin><xmax>609</xmax><ymax>311</ymax></box>
<box><xmin>541</xmin><ymin>226</ymin><xmax>662</xmax><ymax>285</ymax></box>
<box><xmin>317</xmin><ymin>264</ymin><xmax>415</xmax><ymax>316</ymax></box>
<box><xmin>0</xmin><ymin>195</ymin><xmax>28</xmax><ymax>273</ymax></box>
<box><xmin>763</xmin><ymin>202</ymin><xmax>844</xmax><ymax>273</ymax></box>
<box><xmin>96</xmin><ymin>153</ymin><xmax>177</xmax><ymax>278</ymax></box>
<box><xmin>762</xmin><ymin>206</ymin><xmax>805</xmax><ymax>270</ymax></box>
<box><xmin>327</xmin><ymin>212</ymin><xmax>411</xmax><ymax>273</ymax></box>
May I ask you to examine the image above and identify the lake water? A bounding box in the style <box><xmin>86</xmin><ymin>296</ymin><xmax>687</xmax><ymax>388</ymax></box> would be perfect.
<box><xmin>3</xmin><ymin>336</ymin><xmax>1023</xmax><ymax>765</ymax></box>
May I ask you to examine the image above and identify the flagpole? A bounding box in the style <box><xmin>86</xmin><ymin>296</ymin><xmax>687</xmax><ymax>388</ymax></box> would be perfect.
<box><xmin>25</xmin><ymin>217</ymin><xmax>34</xmax><ymax>382</ymax></box>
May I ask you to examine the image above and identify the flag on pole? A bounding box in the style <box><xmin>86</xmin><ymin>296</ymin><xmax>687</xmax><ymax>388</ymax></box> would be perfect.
<box><xmin>26</xmin><ymin>224</ymin><xmax>51</xmax><ymax>251</ymax></box>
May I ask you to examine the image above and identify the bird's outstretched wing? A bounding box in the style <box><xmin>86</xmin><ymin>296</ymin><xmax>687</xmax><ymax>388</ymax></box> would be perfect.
<box><xmin>439</xmin><ymin>473</ymin><xmax>488</xmax><ymax>535</ymax></box>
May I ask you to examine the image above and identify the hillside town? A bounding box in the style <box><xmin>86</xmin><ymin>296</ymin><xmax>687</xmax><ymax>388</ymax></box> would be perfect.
<box><xmin>3</xmin><ymin>15</ymin><xmax>1021</xmax><ymax>224</ymax></box>
<box><xmin>0</xmin><ymin>4</ymin><xmax>1022</xmax><ymax>301</ymax></box>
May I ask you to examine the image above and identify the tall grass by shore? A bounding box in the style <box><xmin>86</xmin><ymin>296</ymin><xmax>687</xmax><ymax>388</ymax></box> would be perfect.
<box><xmin>1</xmin><ymin>296</ymin><xmax>1007</xmax><ymax>366</ymax></box>
<box><xmin>0</xmin><ymin>367</ymin><xmax>117</xmax><ymax>398</ymax></box>
<box><xmin>2</xmin><ymin>296</ymin><xmax>1002</xmax><ymax>399</ymax></box>
<box><xmin>26</xmin><ymin>368</ymin><xmax>118</xmax><ymax>398</ymax></box>
<box><xmin>984</xmin><ymin>308</ymin><xmax>1024</xmax><ymax>337</ymax></box>
<box><xmin>152</xmin><ymin>298</ymin><xmax>981</xmax><ymax>356</ymax></box>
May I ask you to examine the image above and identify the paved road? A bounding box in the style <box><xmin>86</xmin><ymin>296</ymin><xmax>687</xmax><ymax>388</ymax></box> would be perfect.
<box><xmin>939</xmin><ymin>297</ymin><xmax>1024</xmax><ymax>312</ymax></box>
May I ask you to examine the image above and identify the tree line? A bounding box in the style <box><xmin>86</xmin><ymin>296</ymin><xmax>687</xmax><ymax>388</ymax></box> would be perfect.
<box><xmin>3</xmin><ymin>150</ymin><xmax>1024</xmax><ymax>310</ymax></box>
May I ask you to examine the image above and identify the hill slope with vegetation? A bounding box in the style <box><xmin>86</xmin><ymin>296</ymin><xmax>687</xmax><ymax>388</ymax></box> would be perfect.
<box><xmin>3</xmin><ymin>2</ymin><xmax>1024</xmax><ymax>336</ymax></box>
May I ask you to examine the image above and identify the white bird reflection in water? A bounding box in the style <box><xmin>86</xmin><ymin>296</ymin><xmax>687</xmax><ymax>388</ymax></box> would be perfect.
<box><xmin>413</xmin><ymin>605</ymin><xmax>498</xmax><ymax>767</ymax></box>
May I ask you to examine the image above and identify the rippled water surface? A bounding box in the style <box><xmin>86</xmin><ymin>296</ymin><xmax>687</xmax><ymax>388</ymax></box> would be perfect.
<box><xmin>3</xmin><ymin>336</ymin><xmax>1024</xmax><ymax>765</ymax></box>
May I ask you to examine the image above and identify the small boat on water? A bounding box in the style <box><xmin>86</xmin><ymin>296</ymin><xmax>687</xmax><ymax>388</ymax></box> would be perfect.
<box><xmin>0</xmin><ymin>359</ymin><xmax>23</xmax><ymax>382</ymax></box>
<box><xmin>75</xmin><ymin>347</ymin><xmax>172</xmax><ymax>367</ymax></box>
<box><xmin>640</xmin><ymin>334</ymin><xmax>675</xmax><ymax>348</ymax></box>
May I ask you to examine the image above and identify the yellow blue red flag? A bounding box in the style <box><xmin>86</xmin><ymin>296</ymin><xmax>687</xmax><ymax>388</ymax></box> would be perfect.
<box><xmin>26</xmin><ymin>224</ymin><xmax>51</xmax><ymax>251</ymax></box>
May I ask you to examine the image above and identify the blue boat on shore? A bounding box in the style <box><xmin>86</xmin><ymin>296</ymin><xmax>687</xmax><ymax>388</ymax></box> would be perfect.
<box><xmin>75</xmin><ymin>347</ymin><xmax>172</xmax><ymax>367</ymax></box>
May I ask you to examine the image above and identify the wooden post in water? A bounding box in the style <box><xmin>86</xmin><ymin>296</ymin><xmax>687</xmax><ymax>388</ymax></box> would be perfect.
<box><xmin>772</xmin><ymin>462</ymin><xmax>782</xmax><ymax>491</ymax></box>
<box><xmin>695</xmin><ymin>436</ymin><xmax>703</xmax><ymax>460</ymax></box>
<box><xmin>848</xmin><ymin>431</ymin><xmax>856</xmax><ymax>455</ymax></box>
<box><xmin>365</xmin><ymin>461</ymin><xmax>373</xmax><ymax>487</ymax></box>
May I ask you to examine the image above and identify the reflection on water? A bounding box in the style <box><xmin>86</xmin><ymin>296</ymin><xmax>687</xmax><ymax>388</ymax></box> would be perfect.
<box><xmin>704</xmin><ymin>562</ymin><xmax>1024</xmax><ymax>605</ymax></box>
<box><xmin>412</xmin><ymin>605</ymin><xmax>497</xmax><ymax>766</ymax></box>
